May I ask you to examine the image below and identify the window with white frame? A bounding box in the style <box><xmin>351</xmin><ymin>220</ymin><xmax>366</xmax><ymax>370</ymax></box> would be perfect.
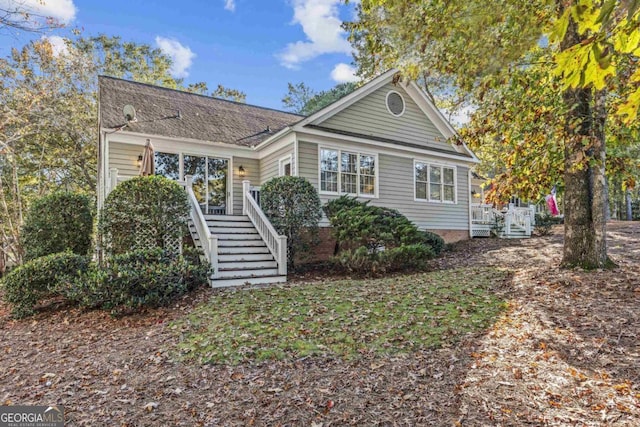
<box><xmin>320</xmin><ymin>148</ymin><xmax>377</xmax><ymax>196</ymax></box>
<box><xmin>279</xmin><ymin>155</ymin><xmax>292</xmax><ymax>176</ymax></box>
<box><xmin>415</xmin><ymin>161</ymin><xmax>456</xmax><ymax>203</ymax></box>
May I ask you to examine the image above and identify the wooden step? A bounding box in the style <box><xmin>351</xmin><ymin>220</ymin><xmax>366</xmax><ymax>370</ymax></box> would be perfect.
<box><xmin>219</xmin><ymin>260</ymin><xmax>278</xmax><ymax>270</ymax></box>
<box><xmin>215</xmin><ymin>268</ymin><xmax>279</xmax><ymax>279</ymax></box>
<box><xmin>218</xmin><ymin>246</ymin><xmax>271</xmax><ymax>255</ymax></box>
<box><xmin>217</xmin><ymin>240</ymin><xmax>267</xmax><ymax>247</ymax></box>
<box><xmin>210</xmin><ymin>275</ymin><xmax>287</xmax><ymax>288</ymax></box>
<box><xmin>209</xmin><ymin>224</ymin><xmax>257</xmax><ymax>231</ymax></box>
<box><xmin>203</xmin><ymin>215</ymin><xmax>250</xmax><ymax>221</ymax></box>
<box><xmin>216</xmin><ymin>233</ymin><xmax>261</xmax><ymax>240</ymax></box>
<box><xmin>218</xmin><ymin>253</ymin><xmax>274</xmax><ymax>262</ymax></box>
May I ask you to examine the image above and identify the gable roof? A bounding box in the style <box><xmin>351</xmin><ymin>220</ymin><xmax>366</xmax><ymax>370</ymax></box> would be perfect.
<box><xmin>98</xmin><ymin>75</ymin><xmax>303</xmax><ymax>147</ymax></box>
<box><xmin>282</xmin><ymin>69</ymin><xmax>477</xmax><ymax>162</ymax></box>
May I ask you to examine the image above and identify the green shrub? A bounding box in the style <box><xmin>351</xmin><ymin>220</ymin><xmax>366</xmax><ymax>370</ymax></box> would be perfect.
<box><xmin>261</xmin><ymin>176</ymin><xmax>322</xmax><ymax>268</ymax></box>
<box><xmin>323</xmin><ymin>195</ymin><xmax>365</xmax><ymax>222</ymax></box>
<box><xmin>534</xmin><ymin>212</ymin><xmax>564</xmax><ymax>236</ymax></box>
<box><xmin>21</xmin><ymin>192</ymin><xmax>94</xmax><ymax>261</ymax></box>
<box><xmin>100</xmin><ymin>176</ymin><xmax>189</xmax><ymax>255</ymax></box>
<box><xmin>418</xmin><ymin>231</ymin><xmax>445</xmax><ymax>255</ymax></box>
<box><xmin>69</xmin><ymin>249</ymin><xmax>209</xmax><ymax>313</ymax></box>
<box><xmin>326</xmin><ymin>201</ymin><xmax>439</xmax><ymax>273</ymax></box>
<box><xmin>1</xmin><ymin>252</ymin><xmax>90</xmax><ymax>318</ymax></box>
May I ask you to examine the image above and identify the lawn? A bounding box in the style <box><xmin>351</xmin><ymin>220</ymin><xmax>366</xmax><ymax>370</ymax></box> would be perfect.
<box><xmin>173</xmin><ymin>267</ymin><xmax>508</xmax><ymax>365</ymax></box>
<box><xmin>1</xmin><ymin>222</ymin><xmax>638</xmax><ymax>426</ymax></box>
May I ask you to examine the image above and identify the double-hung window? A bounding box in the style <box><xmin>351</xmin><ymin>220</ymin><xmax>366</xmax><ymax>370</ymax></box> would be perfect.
<box><xmin>320</xmin><ymin>148</ymin><xmax>377</xmax><ymax>197</ymax></box>
<box><xmin>415</xmin><ymin>161</ymin><xmax>456</xmax><ymax>203</ymax></box>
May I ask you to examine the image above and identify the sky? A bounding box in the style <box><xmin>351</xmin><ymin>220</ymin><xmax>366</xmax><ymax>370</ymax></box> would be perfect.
<box><xmin>0</xmin><ymin>0</ymin><xmax>361</xmax><ymax>110</ymax></box>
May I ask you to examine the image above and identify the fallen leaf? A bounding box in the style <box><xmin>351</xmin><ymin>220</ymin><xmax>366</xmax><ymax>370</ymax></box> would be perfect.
<box><xmin>144</xmin><ymin>402</ymin><xmax>158</xmax><ymax>412</ymax></box>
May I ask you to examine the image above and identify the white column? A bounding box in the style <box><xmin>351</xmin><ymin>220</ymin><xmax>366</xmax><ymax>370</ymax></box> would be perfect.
<box><xmin>242</xmin><ymin>180</ymin><xmax>251</xmax><ymax>215</ymax></box>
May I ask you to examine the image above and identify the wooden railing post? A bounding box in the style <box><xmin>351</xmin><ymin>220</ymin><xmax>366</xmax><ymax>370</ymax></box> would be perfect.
<box><xmin>109</xmin><ymin>168</ymin><xmax>118</xmax><ymax>194</ymax></box>
<box><xmin>208</xmin><ymin>235</ymin><xmax>218</xmax><ymax>278</ymax></box>
<box><xmin>185</xmin><ymin>174</ymin><xmax>193</xmax><ymax>189</ymax></box>
<box><xmin>242</xmin><ymin>180</ymin><xmax>251</xmax><ymax>215</ymax></box>
<box><xmin>277</xmin><ymin>235</ymin><xmax>287</xmax><ymax>275</ymax></box>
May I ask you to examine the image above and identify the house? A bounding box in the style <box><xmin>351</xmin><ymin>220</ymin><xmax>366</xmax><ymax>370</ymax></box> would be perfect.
<box><xmin>98</xmin><ymin>69</ymin><xmax>480</xmax><ymax>286</ymax></box>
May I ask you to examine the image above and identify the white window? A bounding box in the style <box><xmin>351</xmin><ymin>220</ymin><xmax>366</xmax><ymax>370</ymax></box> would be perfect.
<box><xmin>415</xmin><ymin>161</ymin><xmax>456</xmax><ymax>203</ymax></box>
<box><xmin>320</xmin><ymin>148</ymin><xmax>377</xmax><ymax>197</ymax></box>
<box><xmin>279</xmin><ymin>155</ymin><xmax>292</xmax><ymax>176</ymax></box>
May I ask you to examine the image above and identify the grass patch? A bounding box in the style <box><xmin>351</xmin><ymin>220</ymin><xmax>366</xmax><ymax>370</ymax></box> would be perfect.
<box><xmin>172</xmin><ymin>267</ymin><xmax>507</xmax><ymax>365</ymax></box>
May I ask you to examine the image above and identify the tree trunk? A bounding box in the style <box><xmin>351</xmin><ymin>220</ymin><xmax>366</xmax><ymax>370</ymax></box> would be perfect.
<box><xmin>560</xmin><ymin>25</ymin><xmax>609</xmax><ymax>268</ymax></box>
<box><xmin>626</xmin><ymin>189</ymin><xmax>633</xmax><ymax>220</ymax></box>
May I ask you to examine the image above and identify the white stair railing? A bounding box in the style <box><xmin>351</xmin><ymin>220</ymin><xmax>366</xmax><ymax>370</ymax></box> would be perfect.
<box><xmin>506</xmin><ymin>207</ymin><xmax>532</xmax><ymax>236</ymax></box>
<box><xmin>185</xmin><ymin>175</ymin><xmax>219</xmax><ymax>279</ymax></box>
<box><xmin>242</xmin><ymin>180</ymin><xmax>287</xmax><ymax>276</ymax></box>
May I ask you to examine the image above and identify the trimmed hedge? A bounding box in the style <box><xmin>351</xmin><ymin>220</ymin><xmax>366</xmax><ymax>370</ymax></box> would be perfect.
<box><xmin>21</xmin><ymin>192</ymin><xmax>94</xmax><ymax>261</ymax></box>
<box><xmin>261</xmin><ymin>176</ymin><xmax>322</xmax><ymax>268</ymax></box>
<box><xmin>1</xmin><ymin>252</ymin><xmax>90</xmax><ymax>318</ymax></box>
<box><xmin>100</xmin><ymin>176</ymin><xmax>189</xmax><ymax>255</ymax></box>
<box><xmin>68</xmin><ymin>249</ymin><xmax>209</xmax><ymax>314</ymax></box>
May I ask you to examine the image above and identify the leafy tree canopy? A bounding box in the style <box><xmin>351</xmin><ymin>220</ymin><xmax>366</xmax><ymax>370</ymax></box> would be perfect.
<box><xmin>282</xmin><ymin>81</ymin><xmax>358</xmax><ymax>115</ymax></box>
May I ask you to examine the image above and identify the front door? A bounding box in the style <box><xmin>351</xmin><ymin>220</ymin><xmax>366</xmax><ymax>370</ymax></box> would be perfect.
<box><xmin>183</xmin><ymin>155</ymin><xmax>228</xmax><ymax>215</ymax></box>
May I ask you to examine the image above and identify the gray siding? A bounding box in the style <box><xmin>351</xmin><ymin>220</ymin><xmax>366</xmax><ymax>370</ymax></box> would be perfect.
<box><xmin>109</xmin><ymin>142</ymin><xmax>142</xmax><ymax>177</ymax></box>
<box><xmin>298</xmin><ymin>140</ymin><xmax>469</xmax><ymax>230</ymax></box>
<box><xmin>232</xmin><ymin>157</ymin><xmax>259</xmax><ymax>215</ymax></box>
<box><xmin>259</xmin><ymin>143</ymin><xmax>295</xmax><ymax>185</ymax></box>
<box><xmin>318</xmin><ymin>83</ymin><xmax>457</xmax><ymax>153</ymax></box>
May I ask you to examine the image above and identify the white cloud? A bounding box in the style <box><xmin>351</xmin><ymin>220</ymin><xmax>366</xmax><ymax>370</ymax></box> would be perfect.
<box><xmin>330</xmin><ymin>63</ymin><xmax>359</xmax><ymax>83</ymax></box>
<box><xmin>42</xmin><ymin>35</ymin><xmax>69</xmax><ymax>56</ymax></box>
<box><xmin>278</xmin><ymin>0</ymin><xmax>352</xmax><ymax>69</ymax></box>
<box><xmin>0</xmin><ymin>0</ymin><xmax>77</xmax><ymax>23</ymax></box>
<box><xmin>155</xmin><ymin>36</ymin><xmax>196</xmax><ymax>78</ymax></box>
<box><xmin>224</xmin><ymin>0</ymin><xmax>235</xmax><ymax>12</ymax></box>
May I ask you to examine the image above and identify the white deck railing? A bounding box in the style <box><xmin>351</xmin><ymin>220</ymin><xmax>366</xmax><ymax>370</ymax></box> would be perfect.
<box><xmin>242</xmin><ymin>180</ymin><xmax>287</xmax><ymax>275</ymax></box>
<box><xmin>471</xmin><ymin>203</ymin><xmax>494</xmax><ymax>223</ymax></box>
<box><xmin>185</xmin><ymin>175</ymin><xmax>218</xmax><ymax>278</ymax></box>
<box><xmin>470</xmin><ymin>203</ymin><xmax>534</xmax><ymax>238</ymax></box>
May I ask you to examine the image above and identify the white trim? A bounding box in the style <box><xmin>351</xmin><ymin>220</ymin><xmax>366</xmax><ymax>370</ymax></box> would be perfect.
<box><xmin>279</xmin><ymin>154</ymin><xmax>293</xmax><ymax>176</ymax></box>
<box><xmin>298</xmin><ymin>128</ymin><xmax>478</xmax><ymax>166</ymax></box>
<box><xmin>413</xmin><ymin>159</ymin><xmax>458</xmax><ymax>204</ymax></box>
<box><xmin>293</xmin><ymin>136</ymin><xmax>299</xmax><ymax>177</ymax></box>
<box><xmin>228</xmin><ymin>157</ymin><xmax>234</xmax><ymax>215</ymax></box>
<box><xmin>255</xmin><ymin>132</ymin><xmax>296</xmax><ymax>159</ymax></box>
<box><xmin>385</xmin><ymin>90</ymin><xmax>406</xmax><ymax>117</ymax></box>
<box><xmin>101</xmin><ymin>128</ymin><xmax>257</xmax><ymax>152</ymax></box>
<box><xmin>252</xmin><ymin>127</ymin><xmax>293</xmax><ymax>151</ymax></box>
<box><xmin>318</xmin><ymin>145</ymin><xmax>379</xmax><ymax>199</ymax></box>
<box><xmin>106</xmin><ymin>132</ymin><xmax>260</xmax><ymax>160</ymax></box>
<box><xmin>468</xmin><ymin>169</ymin><xmax>473</xmax><ymax>238</ymax></box>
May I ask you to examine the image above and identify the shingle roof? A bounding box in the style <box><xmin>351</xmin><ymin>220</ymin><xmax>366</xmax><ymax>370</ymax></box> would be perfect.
<box><xmin>98</xmin><ymin>76</ymin><xmax>304</xmax><ymax>147</ymax></box>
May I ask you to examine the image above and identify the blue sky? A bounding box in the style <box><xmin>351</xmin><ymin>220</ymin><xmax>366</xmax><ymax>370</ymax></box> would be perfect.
<box><xmin>0</xmin><ymin>0</ymin><xmax>360</xmax><ymax>110</ymax></box>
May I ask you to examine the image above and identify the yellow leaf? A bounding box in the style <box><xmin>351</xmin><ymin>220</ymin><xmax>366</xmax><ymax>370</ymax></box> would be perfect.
<box><xmin>617</xmin><ymin>87</ymin><xmax>640</xmax><ymax>124</ymax></box>
<box><xmin>549</xmin><ymin>9</ymin><xmax>570</xmax><ymax>44</ymax></box>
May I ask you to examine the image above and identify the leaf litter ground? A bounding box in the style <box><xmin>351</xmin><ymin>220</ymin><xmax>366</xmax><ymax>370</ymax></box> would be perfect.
<box><xmin>0</xmin><ymin>221</ymin><xmax>639</xmax><ymax>426</ymax></box>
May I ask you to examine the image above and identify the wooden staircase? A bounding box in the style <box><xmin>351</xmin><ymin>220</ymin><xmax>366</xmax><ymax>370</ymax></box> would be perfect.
<box><xmin>189</xmin><ymin>215</ymin><xmax>287</xmax><ymax>287</ymax></box>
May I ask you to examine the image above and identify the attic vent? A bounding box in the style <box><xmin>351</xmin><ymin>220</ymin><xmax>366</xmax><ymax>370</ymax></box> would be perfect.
<box><xmin>386</xmin><ymin>91</ymin><xmax>405</xmax><ymax>117</ymax></box>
